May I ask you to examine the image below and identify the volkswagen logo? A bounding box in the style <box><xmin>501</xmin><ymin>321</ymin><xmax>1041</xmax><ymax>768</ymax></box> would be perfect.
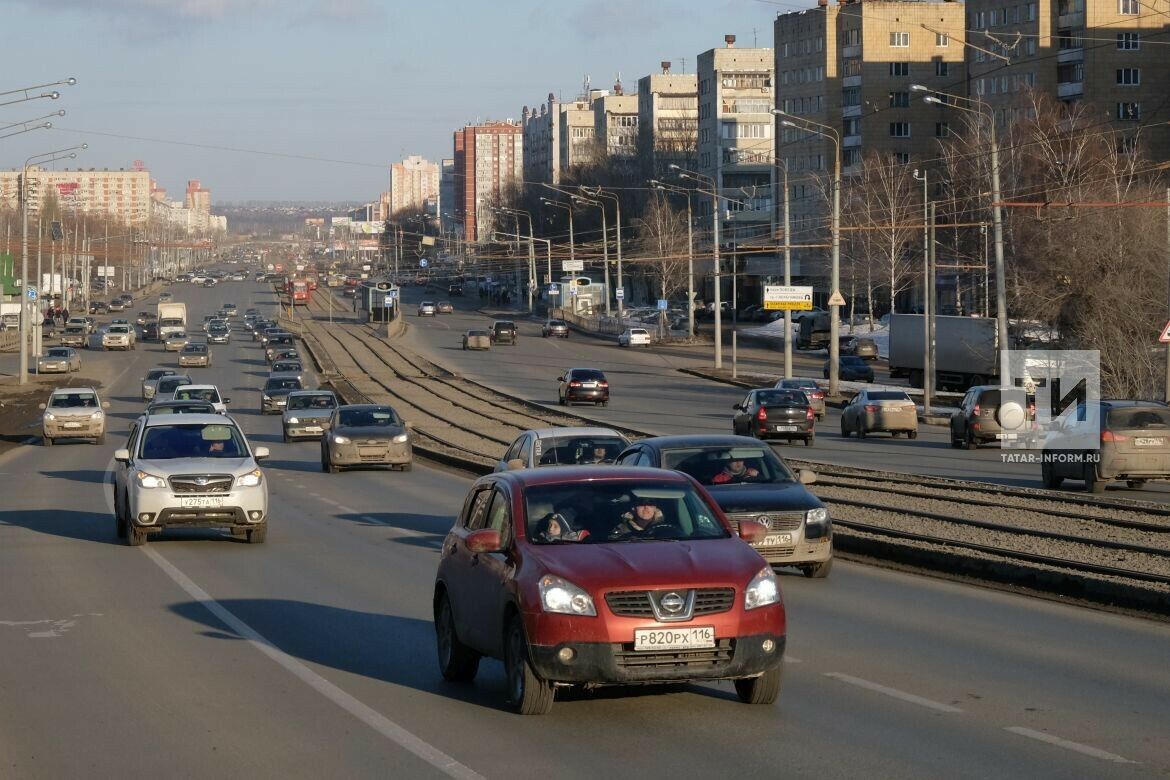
<box><xmin>756</xmin><ymin>515</ymin><xmax>770</xmax><ymax>527</ymax></box>
<box><xmin>660</xmin><ymin>592</ymin><xmax>685</xmax><ymax>613</ymax></box>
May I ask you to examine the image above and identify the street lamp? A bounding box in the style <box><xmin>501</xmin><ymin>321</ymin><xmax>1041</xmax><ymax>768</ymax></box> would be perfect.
<box><xmin>570</xmin><ymin>194</ymin><xmax>611</xmax><ymax>317</ymax></box>
<box><xmin>0</xmin><ymin>109</ymin><xmax>64</xmax><ymax>140</ymax></box>
<box><xmin>0</xmin><ymin>77</ymin><xmax>76</xmax><ymax>109</ymax></box>
<box><xmin>670</xmin><ymin>164</ymin><xmax>723</xmax><ymax>369</ymax></box>
<box><xmin>540</xmin><ymin>197</ymin><xmax>577</xmax><ymax>311</ymax></box>
<box><xmin>774</xmin><ymin>109</ymin><xmax>843</xmax><ymax>396</ymax></box>
<box><xmin>578</xmin><ymin>186</ymin><xmax>625</xmax><ymax>319</ymax></box>
<box><xmin>496</xmin><ymin>206</ymin><xmax>537</xmax><ymax>313</ymax></box>
<box><xmin>20</xmin><ymin>143</ymin><xmax>87</xmax><ymax>385</ymax></box>
<box><xmin>913</xmin><ymin>83</ymin><xmax>1010</xmax><ymax>384</ymax></box>
<box><xmin>912</xmin><ymin>169</ymin><xmax>933</xmax><ymax>415</ymax></box>
<box><xmin>650</xmin><ymin>179</ymin><xmax>696</xmax><ymax>339</ymax></box>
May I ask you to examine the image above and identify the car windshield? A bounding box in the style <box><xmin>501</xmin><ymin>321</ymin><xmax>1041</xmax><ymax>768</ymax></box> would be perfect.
<box><xmin>523</xmin><ymin>482</ymin><xmax>728</xmax><ymax>545</ymax></box>
<box><xmin>140</xmin><ymin>423</ymin><xmax>247</xmax><ymax>459</ymax></box>
<box><xmin>147</xmin><ymin>369</ymin><xmax>174</xmax><ymax>381</ymax></box>
<box><xmin>467</xmin><ymin>330</ymin><xmax>489</xmax><ymax>337</ymax></box>
<box><xmin>663</xmin><ymin>446</ymin><xmax>795</xmax><ymax>486</ymax></box>
<box><xmin>65</xmin><ymin>327</ymin><xmax>84</xmax><ymax>334</ymax></box>
<box><xmin>570</xmin><ymin>370</ymin><xmax>606</xmax><ymax>381</ymax></box>
<box><xmin>756</xmin><ymin>390</ymin><xmax>806</xmax><ymax>406</ymax></box>
<box><xmin>183</xmin><ymin>345</ymin><xmax>207</xmax><ymax>353</ymax></box>
<box><xmin>150</xmin><ymin>403</ymin><xmax>214</xmax><ymax>415</ymax></box>
<box><xmin>338</xmin><ymin>408</ymin><xmax>400</xmax><ymax>427</ymax></box>
<box><xmin>168</xmin><ymin>332</ymin><xmax>188</xmax><ymax>340</ymax></box>
<box><xmin>868</xmin><ymin>391</ymin><xmax>911</xmax><ymax>401</ymax></box>
<box><xmin>47</xmin><ymin>349</ymin><xmax>70</xmax><ymax>358</ymax></box>
<box><xmin>288</xmin><ymin>394</ymin><xmax>336</xmax><ymax>411</ymax></box>
<box><xmin>175</xmin><ymin>388</ymin><xmax>219</xmax><ymax>403</ymax></box>
<box><xmin>1108</xmin><ymin>407</ymin><xmax>1170</xmax><ymax>430</ymax></box>
<box><xmin>534</xmin><ymin>436</ymin><xmax>627</xmax><ymax>466</ymax></box>
<box><xmin>548</xmin><ymin>320</ymin><xmax>565</xmax><ymax>327</ymax></box>
<box><xmin>50</xmin><ymin>392</ymin><xmax>97</xmax><ymax>408</ymax></box>
<box><xmin>265</xmin><ymin>378</ymin><xmax>303</xmax><ymax>391</ymax></box>
<box><xmin>108</xmin><ymin>326</ymin><xmax>129</xmax><ymax>333</ymax></box>
<box><xmin>158</xmin><ymin>378</ymin><xmax>191</xmax><ymax>393</ymax></box>
<box><xmin>160</xmin><ymin>319</ymin><xmax>183</xmax><ymax>327</ymax></box>
<box><xmin>273</xmin><ymin>362</ymin><xmax>301</xmax><ymax>372</ymax></box>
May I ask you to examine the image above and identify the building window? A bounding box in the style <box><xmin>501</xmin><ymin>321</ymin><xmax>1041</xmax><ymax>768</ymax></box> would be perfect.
<box><xmin>975</xmin><ymin>10</ymin><xmax>985</xmax><ymax>27</ymax></box>
<box><xmin>721</xmin><ymin>121</ymin><xmax>771</xmax><ymax>139</ymax></box>
<box><xmin>843</xmin><ymin>148</ymin><xmax>862</xmax><ymax>167</ymax></box>
<box><xmin>1027</xmin><ymin>2</ymin><xmax>1037</xmax><ymax>20</ymax></box>
<box><xmin>1117</xmin><ymin>102</ymin><xmax>1141</xmax><ymax>120</ymax></box>
<box><xmin>935</xmin><ymin>122</ymin><xmax>951</xmax><ymax>138</ymax></box>
<box><xmin>1117</xmin><ymin>68</ymin><xmax>1141</xmax><ymax>85</ymax></box>
<box><xmin>842</xmin><ymin>87</ymin><xmax>860</xmax><ymax>106</ymax></box>
<box><xmin>1119</xmin><ymin>0</ymin><xmax>1138</xmax><ymax>13</ymax></box>
<box><xmin>1025</xmin><ymin>37</ymin><xmax>1037</xmax><ymax>55</ymax></box>
<box><xmin>892</xmin><ymin>152</ymin><xmax>911</xmax><ymax>165</ymax></box>
<box><xmin>844</xmin><ymin>58</ymin><xmax>862</xmax><ymax>77</ymax></box>
<box><xmin>936</xmin><ymin>32</ymin><xmax>949</xmax><ymax>47</ymax></box>
<box><xmin>890</xmin><ymin>61</ymin><xmax>910</xmax><ymax>76</ymax></box>
<box><xmin>889</xmin><ymin>122</ymin><xmax>911</xmax><ymax>138</ymax></box>
<box><xmin>890</xmin><ymin>31</ymin><xmax>909</xmax><ymax>47</ymax></box>
<box><xmin>935</xmin><ymin>60</ymin><xmax>950</xmax><ymax>76</ymax></box>
<box><xmin>889</xmin><ymin>91</ymin><xmax>910</xmax><ymax>108</ymax></box>
<box><xmin>1117</xmin><ymin>32</ymin><xmax>1140</xmax><ymax>49</ymax></box>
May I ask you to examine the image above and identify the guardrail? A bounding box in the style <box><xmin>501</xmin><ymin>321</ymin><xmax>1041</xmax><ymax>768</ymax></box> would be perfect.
<box><xmin>0</xmin><ymin>330</ymin><xmax>19</xmax><ymax>352</ymax></box>
<box><xmin>277</xmin><ymin>316</ymin><xmax>305</xmax><ymax>338</ymax></box>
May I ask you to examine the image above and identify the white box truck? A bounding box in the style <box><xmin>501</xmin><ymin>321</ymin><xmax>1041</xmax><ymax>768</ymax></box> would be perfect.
<box><xmin>157</xmin><ymin>302</ymin><xmax>186</xmax><ymax>340</ymax></box>
<box><xmin>888</xmin><ymin>314</ymin><xmax>998</xmax><ymax>390</ymax></box>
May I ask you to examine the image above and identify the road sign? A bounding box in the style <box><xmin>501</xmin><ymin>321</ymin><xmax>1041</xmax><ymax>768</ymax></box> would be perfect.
<box><xmin>419</xmin><ymin>258</ymin><xmax>429</xmax><ymax>268</ymax></box>
<box><xmin>657</xmin><ymin>299</ymin><xmax>668</xmax><ymax>311</ymax></box>
<box><xmin>547</xmin><ymin>284</ymin><xmax>559</xmax><ymax>295</ymax></box>
<box><xmin>828</xmin><ymin>290</ymin><xmax>847</xmax><ymax>307</ymax></box>
<box><xmin>1160</xmin><ymin>320</ymin><xmax>1170</xmax><ymax>343</ymax></box>
<box><xmin>26</xmin><ymin>286</ymin><xmax>37</xmax><ymax>301</ymax></box>
<box><xmin>562</xmin><ymin>259</ymin><xmax>584</xmax><ymax>273</ymax></box>
<box><xmin>615</xmin><ymin>287</ymin><xmax>625</xmax><ymax>300</ymax></box>
<box><xmin>763</xmin><ymin>285</ymin><xmax>813</xmax><ymax>311</ymax></box>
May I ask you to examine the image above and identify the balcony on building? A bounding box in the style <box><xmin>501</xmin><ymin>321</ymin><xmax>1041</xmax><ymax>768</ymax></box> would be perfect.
<box><xmin>843</xmin><ymin>134</ymin><xmax>862</xmax><ymax>147</ymax></box>
<box><xmin>1057</xmin><ymin>80</ymin><xmax>1083</xmax><ymax>98</ymax></box>
<box><xmin>843</xmin><ymin>75</ymin><xmax>862</xmax><ymax>88</ymax></box>
<box><xmin>842</xmin><ymin>104</ymin><xmax>861</xmax><ymax>118</ymax></box>
<box><xmin>842</xmin><ymin>44</ymin><xmax>861</xmax><ymax>59</ymax></box>
<box><xmin>1056</xmin><ymin>30</ymin><xmax>1083</xmax><ymax>63</ymax></box>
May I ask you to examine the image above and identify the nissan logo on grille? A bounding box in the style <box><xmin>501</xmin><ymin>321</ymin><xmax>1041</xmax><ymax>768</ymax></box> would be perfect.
<box><xmin>660</xmin><ymin>592</ymin><xmax>685</xmax><ymax>613</ymax></box>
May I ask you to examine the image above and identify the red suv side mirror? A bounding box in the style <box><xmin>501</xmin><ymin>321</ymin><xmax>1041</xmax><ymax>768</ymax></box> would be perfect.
<box><xmin>738</xmin><ymin>521</ymin><xmax>766</xmax><ymax>543</ymax></box>
<box><xmin>466</xmin><ymin>528</ymin><xmax>502</xmax><ymax>554</ymax></box>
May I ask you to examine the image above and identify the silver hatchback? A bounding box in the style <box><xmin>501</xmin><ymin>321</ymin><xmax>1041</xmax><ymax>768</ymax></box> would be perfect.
<box><xmin>282</xmin><ymin>390</ymin><xmax>339</xmax><ymax>441</ymax></box>
<box><xmin>42</xmin><ymin>387</ymin><xmax>109</xmax><ymax>445</ymax></box>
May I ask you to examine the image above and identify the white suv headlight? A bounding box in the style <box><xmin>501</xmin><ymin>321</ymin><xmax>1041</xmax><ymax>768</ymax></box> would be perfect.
<box><xmin>90</xmin><ymin>411</ymin><xmax>103</xmax><ymax>419</ymax></box>
<box><xmin>44</xmin><ymin>413</ymin><xmax>56</xmax><ymax>421</ymax></box>
<box><xmin>236</xmin><ymin>469</ymin><xmax>263</xmax><ymax>488</ymax></box>
<box><xmin>539</xmin><ymin>575</ymin><xmax>596</xmax><ymax>616</ymax></box>
<box><xmin>392</xmin><ymin>433</ymin><xmax>409</xmax><ymax>444</ymax></box>
<box><xmin>287</xmin><ymin>417</ymin><xmax>299</xmax><ymax>424</ymax></box>
<box><xmin>744</xmin><ymin>567</ymin><xmax>781</xmax><ymax>610</ymax></box>
<box><xmin>135</xmin><ymin>471</ymin><xmax>167</xmax><ymax>489</ymax></box>
<box><xmin>332</xmin><ymin>434</ymin><xmax>350</xmax><ymax>445</ymax></box>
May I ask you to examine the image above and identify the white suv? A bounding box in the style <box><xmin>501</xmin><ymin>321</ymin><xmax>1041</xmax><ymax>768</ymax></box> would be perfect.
<box><xmin>113</xmin><ymin>414</ymin><xmax>269</xmax><ymax>545</ymax></box>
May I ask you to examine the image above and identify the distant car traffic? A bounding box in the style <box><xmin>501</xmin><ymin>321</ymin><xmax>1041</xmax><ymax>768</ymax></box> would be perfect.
<box><xmin>462</xmin><ymin>329</ymin><xmax>491</xmax><ymax>350</ymax></box>
<box><xmin>260</xmin><ymin>375</ymin><xmax>304</xmax><ymax>414</ymax></box>
<box><xmin>436</xmin><ymin>301</ymin><xmax>454</xmax><ymax>314</ymax></box>
<box><xmin>618</xmin><ymin>328</ymin><xmax>651</xmax><ymax>348</ymax></box>
<box><xmin>433</xmin><ymin>466</ymin><xmax>786</xmax><ymax>714</ymax></box>
<box><xmin>320</xmin><ymin>404</ymin><xmax>412</xmax><ymax>472</ymax></box>
<box><xmin>732</xmin><ymin>389</ymin><xmax>815</xmax><ymax>445</ymax></box>
<box><xmin>41</xmin><ymin>387</ymin><xmax>109</xmax><ymax>446</ymax></box>
<box><xmin>1042</xmin><ymin>400</ymin><xmax>1170</xmax><ymax>493</ymax></box>
<box><xmin>491</xmin><ymin>320</ymin><xmax>517</xmax><ymax>345</ymax></box>
<box><xmin>141</xmin><ymin>368</ymin><xmax>177</xmax><ymax>400</ymax></box>
<box><xmin>949</xmin><ymin>385</ymin><xmax>1036</xmax><ymax>449</ymax></box>
<box><xmin>282</xmin><ymin>390</ymin><xmax>338</xmax><ymax>442</ymax></box>
<box><xmin>840</xmin><ymin>389</ymin><xmax>918</xmax><ymax>439</ymax></box>
<box><xmin>37</xmin><ymin>347</ymin><xmax>81</xmax><ymax>374</ymax></box>
<box><xmin>774</xmin><ymin>378</ymin><xmax>825</xmax><ymax>420</ymax></box>
<box><xmin>172</xmin><ymin>384</ymin><xmax>229</xmax><ymax>414</ymax></box>
<box><xmin>541</xmin><ymin>319</ymin><xmax>569</xmax><ymax>338</ymax></box>
<box><xmin>164</xmin><ymin>331</ymin><xmax>191</xmax><ymax>352</ymax></box>
<box><xmin>826</xmin><ymin>356</ymin><xmax>874</xmax><ymax>383</ymax></box>
<box><xmin>418</xmin><ymin>301</ymin><xmax>437</xmax><ymax>317</ymax></box>
<box><xmin>558</xmin><ymin>368</ymin><xmax>609</xmax><ymax>407</ymax></box>
<box><xmin>178</xmin><ymin>343</ymin><xmax>211</xmax><ymax>368</ymax></box>
<box><xmin>154</xmin><ymin>374</ymin><xmax>194</xmax><ymax>403</ymax></box>
<box><xmin>495</xmin><ymin>427</ymin><xmax>630</xmax><ymax>471</ymax></box>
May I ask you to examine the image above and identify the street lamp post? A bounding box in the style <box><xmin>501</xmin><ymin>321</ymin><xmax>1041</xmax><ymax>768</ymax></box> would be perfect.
<box><xmin>0</xmin><ymin>109</ymin><xmax>64</xmax><ymax>140</ymax></box>
<box><xmin>541</xmin><ymin>198</ymin><xmax>576</xmax><ymax>312</ymax></box>
<box><xmin>670</xmin><ymin>165</ymin><xmax>722</xmax><ymax>369</ymax></box>
<box><xmin>571</xmin><ymin>195</ymin><xmax>610</xmax><ymax>317</ymax></box>
<box><xmin>914</xmin><ymin>84</ymin><xmax>1010</xmax><ymax>384</ymax></box>
<box><xmin>913</xmin><ymin>169</ymin><xmax>933</xmax><ymax>414</ymax></box>
<box><xmin>775</xmin><ymin>110</ymin><xmax>842</xmax><ymax>396</ymax></box>
<box><xmin>0</xmin><ymin>77</ymin><xmax>76</xmax><ymax>109</ymax></box>
<box><xmin>497</xmin><ymin>207</ymin><xmax>537</xmax><ymax>313</ymax></box>
<box><xmin>579</xmin><ymin>186</ymin><xmax>624</xmax><ymax>319</ymax></box>
<box><xmin>20</xmin><ymin>145</ymin><xmax>86</xmax><ymax>385</ymax></box>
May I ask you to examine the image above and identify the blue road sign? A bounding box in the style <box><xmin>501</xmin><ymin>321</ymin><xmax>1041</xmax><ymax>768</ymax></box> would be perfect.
<box><xmin>419</xmin><ymin>258</ymin><xmax>429</xmax><ymax>268</ymax></box>
<box><xmin>26</xmin><ymin>286</ymin><xmax>37</xmax><ymax>301</ymax></box>
<box><xmin>657</xmin><ymin>298</ymin><xmax>668</xmax><ymax>311</ymax></box>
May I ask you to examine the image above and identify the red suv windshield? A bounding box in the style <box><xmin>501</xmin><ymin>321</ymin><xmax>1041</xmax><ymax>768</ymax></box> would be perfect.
<box><xmin>524</xmin><ymin>482</ymin><xmax>729</xmax><ymax>544</ymax></box>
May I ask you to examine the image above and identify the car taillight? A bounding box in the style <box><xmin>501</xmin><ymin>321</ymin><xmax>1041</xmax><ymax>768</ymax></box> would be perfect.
<box><xmin>806</xmin><ymin>407</ymin><xmax>815</xmax><ymax>420</ymax></box>
<box><xmin>1101</xmin><ymin>430</ymin><xmax>1129</xmax><ymax>443</ymax></box>
<box><xmin>599</xmin><ymin>381</ymin><xmax>609</xmax><ymax>388</ymax></box>
<box><xmin>864</xmin><ymin>404</ymin><xmax>879</xmax><ymax>413</ymax></box>
<box><xmin>973</xmin><ymin>403</ymin><xmax>981</xmax><ymax>416</ymax></box>
<box><xmin>812</xmin><ymin>391</ymin><xmax>824</xmax><ymax>399</ymax></box>
<box><xmin>569</xmin><ymin>381</ymin><xmax>582</xmax><ymax>387</ymax></box>
<box><xmin>757</xmin><ymin>407</ymin><xmax>768</xmax><ymax>421</ymax></box>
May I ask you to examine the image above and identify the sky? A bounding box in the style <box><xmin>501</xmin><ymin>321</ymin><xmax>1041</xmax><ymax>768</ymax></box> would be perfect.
<box><xmin>0</xmin><ymin>0</ymin><xmax>813</xmax><ymax>203</ymax></box>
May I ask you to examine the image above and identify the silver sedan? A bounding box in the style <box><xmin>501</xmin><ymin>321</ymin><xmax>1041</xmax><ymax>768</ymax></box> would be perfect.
<box><xmin>37</xmin><ymin>347</ymin><xmax>81</xmax><ymax>374</ymax></box>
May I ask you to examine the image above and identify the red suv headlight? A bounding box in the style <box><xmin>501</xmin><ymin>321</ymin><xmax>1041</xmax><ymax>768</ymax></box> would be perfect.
<box><xmin>539</xmin><ymin>575</ymin><xmax>596</xmax><ymax>616</ymax></box>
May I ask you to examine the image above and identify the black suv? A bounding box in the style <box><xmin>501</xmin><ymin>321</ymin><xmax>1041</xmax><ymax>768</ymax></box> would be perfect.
<box><xmin>448</xmin><ymin>283</ymin><xmax>463</xmax><ymax>296</ymax></box>
<box><xmin>491</xmin><ymin>320</ymin><xmax>517</xmax><ymax>345</ymax></box>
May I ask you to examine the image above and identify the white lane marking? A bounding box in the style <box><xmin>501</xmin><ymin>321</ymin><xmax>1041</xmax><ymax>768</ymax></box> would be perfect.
<box><xmin>309</xmin><ymin>493</ymin><xmax>322</xmax><ymax>498</ymax></box>
<box><xmin>1004</xmin><ymin>727</ymin><xmax>1135</xmax><ymax>764</ymax></box>
<box><xmin>141</xmin><ymin>547</ymin><xmax>483</xmax><ymax>780</ymax></box>
<box><xmin>359</xmin><ymin>515</ymin><xmax>430</xmax><ymax>538</ymax></box>
<box><xmin>335</xmin><ymin>505</ymin><xmax>357</xmax><ymax>514</ymax></box>
<box><xmin>823</xmin><ymin>672</ymin><xmax>963</xmax><ymax>713</ymax></box>
<box><xmin>784</xmin><ymin>655</ymin><xmax>802</xmax><ymax>663</ymax></box>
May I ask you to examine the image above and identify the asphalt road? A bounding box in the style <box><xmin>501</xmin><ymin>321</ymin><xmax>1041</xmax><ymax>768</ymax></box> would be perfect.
<box><xmin>2</xmin><ymin>277</ymin><xmax>1168</xmax><ymax>777</ymax></box>
<box><xmin>394</xmin><ymin>287</ymin><xmax>1170</xmax><ymax>502</ymax></box>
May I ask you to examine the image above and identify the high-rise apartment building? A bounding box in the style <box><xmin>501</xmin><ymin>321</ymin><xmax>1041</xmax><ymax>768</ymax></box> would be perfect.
<box><xmin>966</xmin><ymin>0</ymin><xmax>1170</xmax><ymax>159</ymax></box>
<box><xmin>558</xmin><ymin>98</ymin><xmax>596</xmax><ymax>175</ymax></box>
<box><xmin>439</xmin><ymin>158</ymin><xmax>456</xmax><ymax>232</ymax></box>
<box><xmin>592</xmin><ymin>86</ymin><xmax>640</xmax><ymax>160</ymax></box>
<box><xmin>637</xmin><ymin>66</ymin><xmax>699</xmax><ymax>177</ymax></box>
<box><xmin>697</xmin><ymin>36</ymin><xmax>776</xmax><ymax>244</ymax></box>
<box><xmin>0</xmin><ymin>166</ymin><xmax>153</xmax><ymax>225</ymax></box>
<box><xmin>185</xmin><ymin>179</ymin><xmax>211</xmax><ymax>213</ymax></box>
<box><xmin>389</xmin><ymin>155</ymin><xmax>440</xmax><ymax>215</ymax></box>
<box><xmin>522</xmin><ymin>94</ymin><xmax>560</xmax><ymax>185</ymax></box>
<box><xmin>452</xmin><ymin>121</ymin><xmax>523</xmax><ymax>243</ymax></box>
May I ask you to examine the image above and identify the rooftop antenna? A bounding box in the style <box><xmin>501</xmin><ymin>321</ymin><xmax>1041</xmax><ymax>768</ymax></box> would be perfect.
<box><xmin>678</xmin><ymin>56</ymin><xmax>687</xmax><ymax>74</ymax></box>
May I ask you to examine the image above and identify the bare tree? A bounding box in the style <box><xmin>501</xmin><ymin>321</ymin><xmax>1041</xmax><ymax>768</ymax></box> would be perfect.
<box><xmin>632</xmin><ymin>193</ymin><xmax>691</xmax><ymax>325</ymax></box>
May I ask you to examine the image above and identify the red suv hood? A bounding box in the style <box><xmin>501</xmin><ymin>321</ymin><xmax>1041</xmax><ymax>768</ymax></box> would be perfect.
<box><xmin>531</xmin><ymin>538</ymin><xmax>763</xmax><ymax>591</ymax></box>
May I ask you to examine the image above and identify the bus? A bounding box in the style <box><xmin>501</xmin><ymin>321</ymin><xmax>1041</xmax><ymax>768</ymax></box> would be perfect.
<box><xmin>289</xmin><ymin>280</ymin><xmax>310</xmax><ymax>306</ymax></box>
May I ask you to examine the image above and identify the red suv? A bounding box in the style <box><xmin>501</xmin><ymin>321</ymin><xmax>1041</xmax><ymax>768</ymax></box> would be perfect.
<box><xmin>433</xmin><ymin>466</ymin><xmax>786</xmax><ymax>715</ymax></box>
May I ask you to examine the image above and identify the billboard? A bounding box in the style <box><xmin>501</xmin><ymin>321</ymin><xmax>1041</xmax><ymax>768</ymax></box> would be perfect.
<box><xmin>96</xmin><ymin>266</ymin><xmax>116</xmax><ymax>277</ymax></box>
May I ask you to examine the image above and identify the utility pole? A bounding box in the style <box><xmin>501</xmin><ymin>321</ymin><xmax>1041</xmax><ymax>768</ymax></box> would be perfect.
<box><xmin>1165</xmin><ymin>187</ymin><xmax>1170</xmax><ymax>403</ymax></box>
<box><xmin>914</xmin><ymin>169</ymin><xmax>931</xmax><ymax>414</ymax></box>
<box><xmin>783</xmin><ymin>164</ymin><xmax>792</xmax><ymax>379</ymax></box>
<box><xmin>928</xmin><ymin>202</ymin><xmax>938</xmax><ymax>416</ymax></box>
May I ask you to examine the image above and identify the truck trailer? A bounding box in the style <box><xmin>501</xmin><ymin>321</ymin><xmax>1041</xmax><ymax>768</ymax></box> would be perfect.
<box><xmin>888</xmin><ymin>314</ymin><xmax>998</xmax><ymax>390</ymax></box>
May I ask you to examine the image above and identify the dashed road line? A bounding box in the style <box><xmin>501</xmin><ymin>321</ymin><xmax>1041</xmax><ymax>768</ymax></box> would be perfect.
<box><xmin>141</xmin><ymin>546</ymin><xmax>483</xmax><ymax>780</ymax></box>
<box><xmin>335</xmin><ymin>504</ymin><xmax>357</xmax><ymax>514</ymax></box>
<box><xmin>823</xmin><ymin>673</ymin><xmax>963</xmax><ymax>713</ymax></box>
<box><xmin>1004</xmin><ymin>726</ymin><xmax>1134</xmax><ymax>764</ymax></box>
